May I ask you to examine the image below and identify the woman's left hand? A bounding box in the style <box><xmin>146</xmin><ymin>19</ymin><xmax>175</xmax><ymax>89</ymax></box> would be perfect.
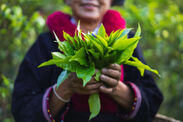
<box><xmin>99</xmin><ymin>63</ymin><xmax>134</xmax><ymax>111</ymax></box>
<box><xmin>99</xmin><ymin>64</ymin><xmax>121</xmax><ymax>95</ymax></box>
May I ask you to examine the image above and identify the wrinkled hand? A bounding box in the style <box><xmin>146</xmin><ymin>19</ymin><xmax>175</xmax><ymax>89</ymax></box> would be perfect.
<box><xmin>49</xmin><ymin>72</ymin><xmax>102</xmax><ymax>117</ymax></box>
<box><xmin>67</xmin><ymin>72</ymin><xmax>102</xmax><ymax>95</ymax></box>
<box><xmin>99</xmin><ymin>64</ymin><xmax>121</xmax><ymax>94</ymax></box>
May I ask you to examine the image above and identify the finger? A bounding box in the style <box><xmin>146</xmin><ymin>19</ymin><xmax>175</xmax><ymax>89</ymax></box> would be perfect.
<box><xmin>71</xmin><ymin>81</ymin><xmax>81</xmax><ymax>88</ymax></box>
<box><xmin>88</xmin><ymin>89</ymin><xmax>99</xmax><ymax>94</ymax></box>
<box><xmin>101</xmin><ymin>68</ymin><xmax>121</xmax><ymax>79</ymax></box>
<box><xmin>70</xmin><ymin>73</ymin><xmax>84</xmax><ymax>84</ymax></box>
<box><xmin>77</xmin><ymin>89</ymin><xmax>99</xmax><ymax>95</ymax></box>
<box><xmin>87</xmin><ymin>77</ymin><xmax>98</xmax><ymax>84</ymax></box>
<box><xmin>71</xmin><ymin>81</ymin><xmax>88</xmax><ymax>89</ymax></box>
<box><xmin>72</xmin><ymin>80</ymin><xmax>100</xmax><ymax>89</ymax></box>
<box><xmin>109</xmin><ymin>64</ymin><xmax>121</xmax><ymax>72</ymax></box>
<box><xmin>85</xmin><ymin>83</ymin><xmax>102</xmax><ymax>90</ymax></box>
<box><xmin>71</xmin><ymin>76</ymin><xmax>84</xmax><ymax>84</ymax></box>
<box><xmin>73</xmin><ymin>79</ymin><xmax>96</xmax><ymax>85</ymax></box>
<box><xmin>69</xmin><ymin>72</ymin><xmax>78</xmax><ymax>79</ymax></box>
<box><xmin>87</xmin><ymin>81</ymin><xmax>98</xmax><ymax>84</ymax></box>
<box><xmin>99</xmin><ymin>85</ymin><xmax>113</xmax><ymax>94</ymax></box>
<box><xmin>71</xmin><ymin>81</ymin><xmax>100</xmax><ymax>95</ymax></box>
<box><xmin>100</xmin><ymin>74</ymin><xmax>119</xmax><ymax>87</ymax></box>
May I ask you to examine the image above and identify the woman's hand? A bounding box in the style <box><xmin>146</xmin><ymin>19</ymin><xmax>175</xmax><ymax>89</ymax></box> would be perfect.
<box><xmin>53</xmin><ymin>72</ymin><xmax>102</xmax><ymax>102</ymax></box>
<box><xmin>67</xmin><ymin>72</ymin><xmax>102</xmax><ymax>95</ymax></box>
<box><xmin>99</xmin><ymin>64</ymin><xmax>121</xmax><ymax>94</ymax></box>
<box><xmin>99</xmin><ymin>64</ymin><xmax>134</xmax><ymax>111</ymax></box>
<box><xmin>49</xmin><ymin>72</ymin><xmax>102</xmax><ymax>116</ymax></box>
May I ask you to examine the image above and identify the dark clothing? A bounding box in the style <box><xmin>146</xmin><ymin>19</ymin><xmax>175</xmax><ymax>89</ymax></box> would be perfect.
<box><xmin>112</xmin><ymin>0</ymin><xmax>125</xmax><ymax>6</ymax></box>
<box><xmin>12</xmin><ymin>32</ymin><xmax>163</xmax><ymax>122</ymax></box>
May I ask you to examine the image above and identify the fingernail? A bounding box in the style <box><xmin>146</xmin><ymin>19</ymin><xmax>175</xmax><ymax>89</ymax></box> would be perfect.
<box><xmin>100</xmin><ymin>75</ymin><xmax>104</xmax><ymax>79</ymax></box>
<box><xmin>102</xmin><ymin>68</ymin><xmax>107</xmax><ymax>72</ymax></box>
<box><xmin>100</xmin><ymin>86</ymin><xmax>104</xmax><ymax>89</ymax></box>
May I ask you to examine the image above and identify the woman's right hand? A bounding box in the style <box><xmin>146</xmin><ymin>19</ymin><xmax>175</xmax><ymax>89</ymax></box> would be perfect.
<box><xmin>50</xmin><ymin>72</ymin><xmax>102</xmax><ymax>116</ymax></box>
<box><xmin>56</xmin><ymin>72</ymin><xmax>102</xmax><ymax>100</ymax></box>
<box><xmin>67</xmin><ymin>72</ymin><xmax>102</xmax><ymax>95</ymax></box>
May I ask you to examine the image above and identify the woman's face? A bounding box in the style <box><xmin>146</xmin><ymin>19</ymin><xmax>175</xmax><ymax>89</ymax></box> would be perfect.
<box><xmin>66</xmin><ymin>0</ymin><xmax>112</xmax><ymax>21</ymax></box>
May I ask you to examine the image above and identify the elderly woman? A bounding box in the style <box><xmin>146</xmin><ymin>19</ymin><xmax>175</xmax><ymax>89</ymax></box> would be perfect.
<box><xmin>12</xmin><ymin>0</ymin><xmax>163</xmax><ymax>122</ymax></box>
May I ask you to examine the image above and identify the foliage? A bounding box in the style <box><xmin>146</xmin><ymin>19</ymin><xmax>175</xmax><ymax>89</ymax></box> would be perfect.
<box><xmin>0</xmin><ymin>75</ymin><xmax>13</xmax><ymax>122</ymax></box>
<box><xmin>39</xmin><ymin>23</ymin><xmax>159</xmax><ymax>119</ymax></box>
<box><xmin>0</xmin><ymin>0</ymin><xmax>183</xmax><ymax>121</ymax></box>
<box><xmin>114</xmin><ymin>0</ymin><xmax>183</xmax><ymax>120</ymax></box>
<box><xmin>0</xmin><ymin>1</ymin><xmax>45</xmax><ymax>121</ymax></box>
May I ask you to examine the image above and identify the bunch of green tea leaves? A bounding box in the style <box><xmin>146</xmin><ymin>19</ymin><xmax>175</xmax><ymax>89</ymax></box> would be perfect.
<box><xmin>38</xmin><ymin>23</ymin><xmax>159</xmax><ymax>120</ymax></box>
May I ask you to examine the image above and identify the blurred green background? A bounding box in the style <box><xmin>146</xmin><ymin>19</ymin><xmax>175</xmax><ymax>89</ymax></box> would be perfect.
<box><xmin>0</xmin><ymin>0</ymin><xmax>183</xmax><ymax>121</ymax></box>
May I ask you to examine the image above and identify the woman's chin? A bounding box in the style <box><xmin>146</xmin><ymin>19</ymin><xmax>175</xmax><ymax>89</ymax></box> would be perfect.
<box><xmin>72</xmin><ymin>6</ymin><xmax>106</xmax><ymax>22</ymax></box>
<box><xmin>77</xmin><ymin>13</ymin><xmax>101</xmax><ymax>21</ymax></box>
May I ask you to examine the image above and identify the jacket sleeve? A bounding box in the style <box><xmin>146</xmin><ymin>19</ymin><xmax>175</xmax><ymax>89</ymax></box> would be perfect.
<box><xmin>123</xmin><ymin>44</ymin><xmax>163</xmax><ymax>122</ymax></box>
<box><xmin>11</xmin><ymin>32</ymin><xmax>63</xmax><ymax>122</ymax></box>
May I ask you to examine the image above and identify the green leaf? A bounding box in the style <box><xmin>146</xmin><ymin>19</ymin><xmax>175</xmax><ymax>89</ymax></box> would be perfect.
<box><xmin>118</xmin><ymin>40</ymin><xmax>140</xmax><ymax>63</ymax></box>
<box><xmin>53</xmin><ymin>31</ymin><xmax>65</xmax><ymax>52</ymax></box>
<box><xmin>1</xmin><ymin>75</ymin><xmax>10</xmax><ymax>86</ymax></box>
<box><xmin>74</xmin><ymin>32</ymin><xmax>81</xmax><ymax>48</ymax></box>
<box><xmin>88</xmin><ymin>93</ymin><xmax>101</xmax><ymax>120</ymax></box>
<box><xmin>63</xmin><ymin>31</ymin><xmax>77</xmax><ymax>49</ymax></box>
<box><xmin>77</xmin><ymin>20</ymin><xmax>81</xmax><ymax>32</ymax></box>
<box><xmin>69</xmin><ymin>47</ymin><xmax>88</xmax><ymax>66</ymax></box>
<box><xmin>52</xmin><ymin>52</ymin><xmax>66</xmax><ymax>59</ymax></box>
<box><xmin>95</xmin><ymin>35</ymin><xmax>108</xmax><ymax>47</ymax></box>
<box><xmin>88</xmin><ymin>49</ymin><xmax>100</xmax><ymax>59</ymax></box>
<box><xmin>112</xmin><ymin>37</ymin><xmax>141</xmax><ymax>50</ymax></box>
<box><xmin>76</xmin><ymin>21</ymin><xmax>87</xmax><ymax>49</ymax></box>
<box><xmin>117</xmin><ymin>28</ymin><xmax>133</xmax><ymax>39</ymax></box>
<box><xmin>38</xmin><ymin>57</ymin><xmax>78</xmax><ymax>72</ymax></box>
<box><xmin>53</xmin><ymin>31</ymin><xmax>61</xmax><ymax>42</ymax></box>
<box><xmin>118</xmin><ymin>25</ymin><xmax>141</xmax><ymax>63</ymax></box>
<box><xmin>103</xmin><ymin>51</ymin><xmax>121</xmax><ymax>65</ymax></box>
<box><xmin>56</xmin><ymin>57</ymin><xmax>78</xmax><ymax>72</ymax></box>
<box><xmin>56</xmin><ymin>70</ymin><xmax>70</xmax><ymax>88</ymax></box>
<box><xmin>54</xmin><ymin>31</ymin><xmax>74</xmax><ymax>56</ymax></box>
<box><xmin>38</xmin><ymin>59</ymin><xmax>63</xmax><ymax>68</ymax></box>
<box><xmin>61</xmin><ymin>41</ymin><xmax>74</xmax><ymax>56</ymax></box>
<box><xmin>94</xmin><ymin>70</ymin><xmax>101</xmax><ymax>81</ymax></box>
<box><xmin>108</xmin><ymin>30</ymin><xmax>121</xmax><ymax>46</ymax></box>
<box><xmin>132</xmin><ymin>57</ymin><xmax>160</xmax><ymax>76</ymax></box>
<box><xmin>76</xmin><ymin>63</ymin><xmax>95</xmax><ymax>86</ymax></box>
<box><xmin>124</xmin><ymin>57</ymin><xmax>160</xmax><ymax>77</ymax></box>
<box><xmin>134</xmin><ymin>24</ymin><xmax>141</xmax><ymax>37</ymax></box>
<box><xmin>97</xmin><ymin>24</ymin><xmax>106</xmax><ymax>37</ymax></box>
<box><xmin>83</xmin><ymin>33</ymin><xmax>91</xmax><ymax>46</ymax></box>
<box><xmin>88</xmin><ymin>35</ymin><xmax>104</xmax><ymax>55</ymax></box>
<box><xmin>108</xmin><ymin>29</ymin><xmax>128</xmax><ymax>46</ymax></box>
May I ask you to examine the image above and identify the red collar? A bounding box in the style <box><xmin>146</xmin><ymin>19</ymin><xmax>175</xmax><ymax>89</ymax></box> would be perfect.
<box><xmin>46</xmin><ymin>10</ymin><xmax>126</xmax><ymax>41</ymax></box>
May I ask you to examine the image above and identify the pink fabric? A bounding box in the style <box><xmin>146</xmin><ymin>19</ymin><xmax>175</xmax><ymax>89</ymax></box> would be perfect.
<box><xmin>42</xmin><ymin>86</ymin><xmax>53</xmax><ymax>122</ymax></box>
<box><xmin>128</xmin><ymin>82</ymin><xmax>142</xmax><ymax>119</ymax></box>
<box><xmin>122</xmin><ymin>82</ymin><xmax>142</xmax><ymax>119</ymax></box>
<box><xmin>103</xmin><ymin>10</ymin><xmax>126</xmax><ymax>35</ymax></box>
<box><xmin>46</xmin><ymin>12</ymin><xmax>76</xmax><ymax>42</ymax></box>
